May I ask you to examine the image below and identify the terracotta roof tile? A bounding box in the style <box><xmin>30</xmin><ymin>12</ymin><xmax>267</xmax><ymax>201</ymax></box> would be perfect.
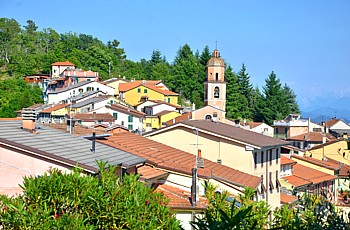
<box><xmin>138</xmin><ymin>165</ymin><xmax>169</xmax><ymax>180</ymax></box>
<box><xmin>148</xmin><ymin>100</ymin><xmax>182</xmax><ymax>109</ymax></box>
<box><xmin>325</xmin><ymin>118</ymin><xmax>340</xmax><ymax>128</ymax></box>
<box><xmin>118</xmin><ymin>82</ymin><xmax>178</xmax><ymax>96</ymax></box>
<box><xmin>99</xmin><ymin>132</ymin><xmax>261</xmax><ymax>189</ymax></box>
<box><xmin>45</xmin><ymin>123</ymin><xmax>109</xmax><ymax>136</ymax></box>
<box><xmin>106</xmin><ymin>104</ymin><xmax>145</xmax><ymax>117</ymax></box>
<box><xmin>280</xmin><ymin>193</ymin><xmax>298</xmax><ymax>204</ymax></box>
<box><xmin>280</xmin><ymin>156</ymin><xmax>297</xmax><ymax>165</ymax></box>
<box><xmin>165</xmin><ymin>112</ymin><xmax>192</xmax><ymax>126</ymax></box>
<box><xmin>308</xmin><ymin>139</ymin><xmax>344</xmax><ymax>151</ymax></box>
<box><xmin>287</xmin><ymin>132</ymin><xmax>336</xmax><ymax>142</ymax></box>
<box><xmin>51</xmin><ymin>61</ymin><xmax>75</xmax><ymax>66</ymax></box>
<box><xmin>154</xmin><ymin>183</ymin><xmax>207</xmax><ymax>210</ymax></box>
<box><xmin>41</xmin><ymin>104</ymin><xmax>69</xmax><ymax>113</ymax></box>
<box><xmin>73</xmin><ymin>113</ymin><xmax>115</xmax><ymax>122</ymax></box>
<box><xmin>285</xmin><ymin>163</ymin><xmax>337</xmax><ymax>188</ymax></box>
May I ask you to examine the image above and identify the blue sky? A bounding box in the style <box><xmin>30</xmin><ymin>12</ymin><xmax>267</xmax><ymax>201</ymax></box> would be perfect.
<box><xmin>1</xmin><ymin>0</ymin><xmax>350</xmax><ymax>111</ymax></box>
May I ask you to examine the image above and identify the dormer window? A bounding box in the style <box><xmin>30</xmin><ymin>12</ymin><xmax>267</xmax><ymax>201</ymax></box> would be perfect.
<box><xmin>214</xmin><ymin>87</ymin><xmax>220</xmax><ymax>98</ymax></box>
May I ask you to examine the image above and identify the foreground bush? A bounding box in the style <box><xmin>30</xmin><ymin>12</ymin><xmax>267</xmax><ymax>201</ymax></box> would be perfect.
<box><xmin>0</xmin><ymin>161</ymin><xmax>180</xmax><ymax>229</ymax></box>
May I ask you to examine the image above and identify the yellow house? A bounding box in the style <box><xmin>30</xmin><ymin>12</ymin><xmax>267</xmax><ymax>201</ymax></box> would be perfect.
<box><xmin>39</xmin><ymin>103</ymin><xmax>69</xmax><ymax>123</ymax></box>
<box><xmin>118</xmin><ymin>81</ymin><xmax>179</xmax><ymax>106</ymax></box>
<box><xmin>143</xmin><ymin>111</ymin><xmax>182</xmax><ymax>131</ymax></box>
<box><xmin>305</xmin><ymin>138</ymin><xmax>350</xmax><ymax>164</ymax></box>
<box><xmin>103</xmin><ymin>78</ymin><xmax>129</xmax><ymax>95</ymax></box>
<box><xmin>144</xmin><ymin>120</ymin><xmax>289</xmax><ymax>208</ymax></box>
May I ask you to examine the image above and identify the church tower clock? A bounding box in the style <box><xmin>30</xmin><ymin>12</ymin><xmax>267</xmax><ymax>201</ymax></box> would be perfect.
<box><xmin>204</xmin><ymin>49</ymin><xmax>226</xmax><ymax>112</ymax></box>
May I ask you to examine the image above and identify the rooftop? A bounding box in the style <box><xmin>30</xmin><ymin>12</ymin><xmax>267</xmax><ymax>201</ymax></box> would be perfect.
<box><xmin>147</xmin><ymin>120</ymin><xmax>289</xmax><ymax>149</ymax></box>
<box><xmin>0</xmin><ymin>120</ymin><xmax>145</xmax><ymax>172</ymax></box>
<box><xmin>99</xmin><ymin>132</ymin><xmax>262</xmax><ymax>189</ymax></box>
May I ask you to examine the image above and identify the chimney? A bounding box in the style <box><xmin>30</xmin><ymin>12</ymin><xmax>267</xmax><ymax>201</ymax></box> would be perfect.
<box><xmin>22</xmin><ymin>108</ymin><xmax>36</xmax><ymax>132</ymax></box>
<box><xmin>322</xmin><ymin>134</ymin><xmax>327</xmax><ymax>144</ymax></box>
<box><xmin>197</xmin><ymin>149</ymin><xmax>204</xmax><ymax>168</ymax></box>
<box><xmin>191</xmin><ymin>168</ymin><xmax>197</xmax><ymax>208</ymax></box>
<box><xmin>91</xmin><ymin>132</ymin><xmax>96</xmax><ymax>153</ymax></box>
<box><xmin>343</xmin><ymin>133</ymin><xmax>348</xmax><ymax>139</ymax></box>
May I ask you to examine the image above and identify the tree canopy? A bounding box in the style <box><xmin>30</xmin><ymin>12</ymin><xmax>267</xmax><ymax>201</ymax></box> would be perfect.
<box><xmin>0</xmin><ymin>161</ymin><xmax>180</xmax><ymax>229</ymax></box>
<box><xmin>0</xmin><ymin>17</ymin><xmax>300</xmax><ymax>122</ymax></box>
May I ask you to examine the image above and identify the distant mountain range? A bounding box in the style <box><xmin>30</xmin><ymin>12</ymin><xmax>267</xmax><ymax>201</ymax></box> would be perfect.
<box><xmin>300</xmin><ymin>95</ymin><xmax>350</xmax><ymax>124</ymax></box>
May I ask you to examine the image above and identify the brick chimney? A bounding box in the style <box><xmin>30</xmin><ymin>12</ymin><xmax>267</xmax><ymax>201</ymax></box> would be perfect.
<box><xmin>21</xmin><ymin>108</ymin><xmax>36</xmax><ymax>132</ymax></box>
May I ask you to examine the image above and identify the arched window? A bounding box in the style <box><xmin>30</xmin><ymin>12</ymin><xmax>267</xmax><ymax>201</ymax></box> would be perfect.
<box><xmin>215</xmin><ymin>73</ymin><xmax>219</xmax><ymax>81</ymax></box>
<box><xmin>214</xmin><ymin>86</ymin><xmax>220</xmax><ymax>98</ymax></box>
<box><xmin>205</xmin><ymin>115</ymin><xmax>212</xmax><ymax>120</ymax></box>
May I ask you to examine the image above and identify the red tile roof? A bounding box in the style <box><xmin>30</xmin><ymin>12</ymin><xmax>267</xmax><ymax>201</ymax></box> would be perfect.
<box><xmin>292</xmin><ymin>155</ymin><xmax>350</xmax><ymax>177</ymax></box>
<box><xmin>106</xmin><ymin>104</ymin><xmax>146</xmax><ymax>117</ymax></box>
<box><xmin>165</xmin><ymin>112</ymin><xmax>192</xmax><ymax>126</ymax></box>
<box><xmin>284</xmin><ymin>163</ymin><xmax>337</xmax><ymax>188</ymax></box>
<box><xmin>138</xmin><ymin>165</ymin><xmax>169</xmax><ymax>181</ymax></box>
<box><xmin>51</xmin><ymin>61</ymin><xmax>75</xmax><ymax>66</ymax></box>
<box><xmin>280</xmin><ymin>193</ymin><xmax>298</xmax><ymax>204</ymax></box>
<box><xmin>73</xmin><ymin>113</ymin><xmax>115</xmax><ymax>122</ymax></box>
<box><xmin>282</xmin><ymin>175</ymin><xmax>312</xmax><ymax>188</ymax></box>
<box><xmin>99</xmin><ymin>132</ymin><xmax>261</xmax><ymax>189</ymax></box>
<box><xmin>154</xmin><ymin>183</ymin><xmax>207</xmax><ymax>210</ymax></box>
<box><xmin>287</xmin><ymin>132</ymin><xmax>336</xmax><ymax>142</ymax></box>
<box><xmin>308</xmin><ymin>139</ymin><xmax>344</xmax><ymax>151</ymax></box>
<box><xmin>325</xmin><ymin>118</ymin><xmax>340</xmax><ymax>128</ymax></box>
<box><xmin>41</xmin><ymin>104</ymin><xmax>69</xmax><ymax>113</ymax></box>
<box><xmin>118</xmin><ymin>82</ymin><xmax>178</xmax><ymax>96</ymax></box>
<box><xmin>45</xmin><ymin>123</ymin><xmax>109</xmax><ymax>136</ymax></box>
<box><xmin>280</xmin><ymin>155</ymin><xmax>297</xmax><ymax>165</ymax></box>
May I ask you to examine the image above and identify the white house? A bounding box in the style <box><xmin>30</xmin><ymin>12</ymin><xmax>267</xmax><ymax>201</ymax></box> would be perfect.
<box><xmin>47</xmin><ymin>81</ymin><xmax>115</xmax><ymax>104</ymax></box>
<box><xmin>91</xmin><ymin>104</ymin><xmax>145</xmax><ymax>132</ymax></box>
<box><xmin>135</xmin><ymin>100</ymin><xmax>183</xmax><ymax>114</ymax></box>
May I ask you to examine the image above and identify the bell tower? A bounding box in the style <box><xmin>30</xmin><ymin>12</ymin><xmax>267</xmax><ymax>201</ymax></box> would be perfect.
<box><xmin>204</xmin><ymin>49</ymin><xmax>226</xmax><ymax>111</ymax></box>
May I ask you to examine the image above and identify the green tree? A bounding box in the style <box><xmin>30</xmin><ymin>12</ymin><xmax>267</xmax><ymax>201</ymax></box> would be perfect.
<box><xmin>0</xmin><ymin>161</ymin><xmax>180</xmax><ymax>229</ymax></box>
<box><xmin>260</xmin><ymin>71</ymin><xmax>286</xmax><ymax>125</ymax></box>
<box><xmin>282</xmin><ymin>83</ymin><xmax>300</xmax><ymax>115</ymax></box>
<box><xmin>237</xmin><ymin>63</ymin><xmax>253</xmax><ymax>119</ymax></box>
<box><xmin>225</xmin><ymin>65</ymin><xmax>245</xmax><ymax>119</ymax></box>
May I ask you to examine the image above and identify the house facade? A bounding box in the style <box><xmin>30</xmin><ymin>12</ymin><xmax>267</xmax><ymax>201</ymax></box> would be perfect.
<box><xmin>118</xmin><ymin>81</ymin><xmax>179</xmax><ymax>106</ymax></box>
<box><xmin>47</xmin><ymin>81</ymin><xmax>114</xmax><ymax>104</ymax></box>
<box><xmin>144</xmin><ymin>120</ymin><xmax>289</xmax><ymax>208</ymax></box>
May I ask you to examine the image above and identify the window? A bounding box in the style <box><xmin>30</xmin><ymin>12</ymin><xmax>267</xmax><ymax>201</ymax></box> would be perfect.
<box><xmin>138</xmin><ymin>88</ymin><xmax>141</xmax><ymax>93</ymax></box>
<box><xmin>269</xmin><ymin>172</ymin><xmax>274</xmax><ymax>191</ymax></box>
<box><xmin>79</xmin><ymin>88</ymin><xmax>83</xmax><ymax>93</ymax></box>
<box><xmin>144</xmin><ymin>89</ymin><xmax>147</xmax><ymax>93</ymax></box>
<box><xmin>121</xmin><ymin>121</ymin><xmax>124</xmax><ymax>126</ymax></box>
<box><xmin>113</xmin><ymin>113</ymin><xmax>118</xmax><ymax>119</ymax></box>
<box><xmin>269</xmin><ymin>150</ymin><xmax>272</xmax><ymax>165</ymax></box>
<box><xmin>213</xmin><ymin>112</ymin><xmax>218</xmax><ymax>117</ymax></box>
<box><xmin>146</xmin><ymin>123</ymin><xmax>151</xmax><ymax>127</ymax></box>
<box><xmin>110</xmin><ymin>100</ymin><xmax>113</xmax><ymax>104</ymax></box>
<box><xmin>276</xmin><ymin>148</ymin><xmax>279</xmax><ymax>164</ymax></box>
<box><xmin>128</xmin><ymin>115</ymin><xmax>133</xmax><ymax>122</ymax></box>
<box><xmin>215</xmin><ymin>73</ymin><xmax>219</xmax><ymax>81</ymax></box>
<box><xmin>205</xmin><ymin>115</ymin><xmax>212</xmax><ymax>120</ymax></box>
<box><xmin>87</xmin><ymin>79</ymin><xmax>91</xmax><ymax>81</ymax></box>
<box><xmin>167</xmin><ymin>98</ymin><xmax>170</xmax><ymax>103</ymax></box>
<box><xmin>214</xmin><ymin>86</ymin><xmax>220</xmax><ymax>98</ymax></box>
<box><xmin>128</xmin><ymin>124</ymin><xmax>133</xmax><ymax>130</ymax></box>
<box><xmin>78</xmin><ymin>120</ymin><xmax>82</xmax><ymax>124</ymax></box>
<box><xmin>261</xmin><ymin>151</ymin><xmax>264</xmax><ymax>168</ymax></box>
<box><xmin>96</xmin><ymin>88</ymin><xmax>99</xmax><ymax>91</ymax></box>
<box><xmin>254</xmin><ymin>152</ymin><xmax>257</xmax><ymax>168</ymax></box>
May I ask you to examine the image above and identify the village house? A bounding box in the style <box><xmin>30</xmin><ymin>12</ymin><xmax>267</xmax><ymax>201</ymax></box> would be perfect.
<box><xmin>118</xmin><ymin>80</ymin><xmax>179</xmax><ymax>106</ymax></box>
<box><xmin>286</xmin><ymin>131</ymin><xmax>337</xmax><ymax>150</ymax></box>
<box><xmin>98</xmin><ymin>131</ymin><xmax>262</xmax><ymax>229</ymax></box>
<box><xmin>47</xmin><ymin>81</ymin><xmax>114</xmax><ymax>104</ymax></box>
<box><xmin>72</xmin><ymin>113</ymin><xmax>115</xmax><ymax>127</ymax></box>
<box><xmin>280</xmin><ymin>155</ymin><xmax>337</xmax><ymax>203</ymax></box>
<box><xmin>273</xmin><ymin>114</ymin><xmax>324</xmax><ymax>139</ymax></box>
<box><xmin>323</xmin><ymin>117</ymin><xmax>350</xmax><ymax>138</ymax></box>
<box><xmin>91</xmin><ymin>103</ymin><xmax>145</xmax><ymax>132</ymax></box>
<box><xmin>144</xmin><ymin>119</ymin><xmax>289</xmax><ymax>208</ymax></box>
<box><xmin>102</xmin><ymin>77</ymin><xmax>130</xmax><ymax>96</ymax></box>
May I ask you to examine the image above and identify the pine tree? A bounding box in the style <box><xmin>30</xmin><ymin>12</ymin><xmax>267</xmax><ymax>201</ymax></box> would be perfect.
<box><xmin>237</xmin><ymin>64</ymin><xmax>253</xmax><ymax>119</ymax></box>
<box><xmin>261</xmin><ymin>71</ymin><xmax>286</xmax><ymax>125</ymax></box>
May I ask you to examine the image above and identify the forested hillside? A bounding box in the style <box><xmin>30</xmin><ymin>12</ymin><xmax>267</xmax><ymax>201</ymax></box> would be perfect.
<box><xmin>0</xmin><ymin>18</ymin><xmax>300</xmax><ymax>123</ymax></box>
